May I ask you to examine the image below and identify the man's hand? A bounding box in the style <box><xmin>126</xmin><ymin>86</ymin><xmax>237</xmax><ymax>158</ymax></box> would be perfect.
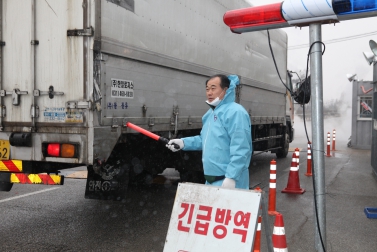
<box><xmin>166</xmin><ymin>139</ymin><xmax>184</xmax><ymax>152</ymax></box>
<box><xmin>222</xmin><ymin>178</ymin><xmax>236</xmax><ymax>188</ymax></box>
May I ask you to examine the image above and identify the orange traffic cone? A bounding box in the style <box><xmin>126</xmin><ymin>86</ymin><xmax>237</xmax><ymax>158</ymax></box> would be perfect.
<box><xmin>282</xmin><ymin>153</ymin><xmax>305</xmax><ymax>194</ymax></box>
<box><xmin>254</xmin><ymin>186</ymin><xmax>262</xmax><ymax>193</ymax></box>
<box><xmin>326</xmin><ymin>132</ymin><xmax>331</xmax><ymax>157</ymax></box>
<box><xmin>295</xmin><ymin>147</ymin><xmax>300</xmax><ymax>171</ymax></box>
<box><xmin>305</xmin><ymin>141</ymin><xmax>312</xmax><ymax>176</ymax></box>
<box><xmin>272</xmin><ymin>213</ymin><xmax>288</xmax><ymax>252</ymax></box>
<box><xmin>332</xmin><ymin>129</ymin><xmax>336</xmax><ymax>151</ymax></box>
<box><xmin>253</xmin><ymin>216</ymin><xmax>262</xmax><ymax>252</ymax></box>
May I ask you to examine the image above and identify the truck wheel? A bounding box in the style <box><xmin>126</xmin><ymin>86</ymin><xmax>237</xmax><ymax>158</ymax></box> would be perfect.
<box><xmin>177</xmin><ymin>151</ymin><xmax>205</xmax><ymax>184</ymax></box>
<box><xmin>0</xmin><ymin>172</ymin><xmax>13</xmax><ymax>191</ymax></box>
<box><xmin>180</xmin><ymin>170</ymin><xmax>205</xmax><ymax>184</ymax></box>
<box><xmin>0</xmin><ymin>182</ymin><xmax>13</xmax><ymax>191</ymax></box>
<box><xmin>276</xmin><ymin>133</ymin><xmax>289</xmax><ymax>158</ymax></box>
<box><xmin>129</xmin><ymin>170</ymin><xmax>155</xmax><ymax>186</ymax></box>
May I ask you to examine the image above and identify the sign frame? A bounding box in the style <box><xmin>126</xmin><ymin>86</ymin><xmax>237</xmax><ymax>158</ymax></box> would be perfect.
<box><xmin>164</xmin><ymin>183</ymin><xmax>265</xmax><ymax>252</ymax></box>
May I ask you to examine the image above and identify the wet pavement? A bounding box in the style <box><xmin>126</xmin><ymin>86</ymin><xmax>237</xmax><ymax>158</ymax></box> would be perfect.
<box><xmin>259</xmin><ymin>139</ymin><xmax>377</xmax><ymax>251</ymax></box>
<box><xmin>2</xmin><ymin>122</ymin><xmax>376</xmax><ymax>251</ymax></box>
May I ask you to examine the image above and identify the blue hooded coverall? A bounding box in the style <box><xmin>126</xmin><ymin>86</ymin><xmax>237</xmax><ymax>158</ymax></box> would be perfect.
<box><xmin>181</xmin><ymin>75</ymin><xmax>252</xmax><ymax>189</ymax></box>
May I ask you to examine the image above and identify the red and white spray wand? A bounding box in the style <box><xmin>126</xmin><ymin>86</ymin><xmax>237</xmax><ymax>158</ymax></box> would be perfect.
<box><xmin>126</xmin><ymin>122</ymin><xmax>180</xmax><ymax>149</ymax></box>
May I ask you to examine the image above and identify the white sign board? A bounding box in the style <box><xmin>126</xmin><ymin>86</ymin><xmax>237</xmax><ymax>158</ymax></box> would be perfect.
<box><xmin>164</xmin><ymin>183</ymin><xmax>261</xmax><ymax>252</ymax></box>
<box><xmin>111</xmin><ymin>78</ymin><xmax>134</xmax><ymax>99</ymax></box>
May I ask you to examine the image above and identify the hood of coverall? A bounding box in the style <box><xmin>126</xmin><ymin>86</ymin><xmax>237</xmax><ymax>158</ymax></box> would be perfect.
<box><xmin>209</xmin><ymin>75</ymin><xmax>239</xmax><ymax>109</ymax></box>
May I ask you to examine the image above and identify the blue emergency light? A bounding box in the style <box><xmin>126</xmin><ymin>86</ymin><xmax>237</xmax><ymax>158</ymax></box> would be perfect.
<box><xmin>223</xmin><ymin>0</ymin><xmax>377</xmax><ymax>33</ymax></box>
<box><xmin>333</xmin><ymin>0</ymin><xmax>377</xmax><ymax>20</ymax></box>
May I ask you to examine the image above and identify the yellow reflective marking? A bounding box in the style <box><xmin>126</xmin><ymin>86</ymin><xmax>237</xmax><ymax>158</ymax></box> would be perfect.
<box><xmin>10</xmin><ymin>173</ymin><xmax>63</xmax><ymax>185</ymax></box>
<box><xmin>50</xmin><ymin>175</ymin><xmax>62</xmax><ymax>184</ymax></box>
<box><xmin>10</xmin><ymin>173</ymin><xmax>20</xmax><ymax>183</ymax></box>
<box><xmin>0</xmin><ymin>160</ymin><xmax>22</xmax><ymax>171</ymax></box>
<box><xmin>29</xmin><ymin>174</ymin><xmax>42</xmax><ymax>183</ymax></box>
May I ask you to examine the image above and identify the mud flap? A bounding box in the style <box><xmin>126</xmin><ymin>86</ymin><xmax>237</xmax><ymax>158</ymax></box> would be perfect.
<box><xmin>85</xmin><ymin>165</ymin><xmax>129</xmax><ymax>201</ymax></box>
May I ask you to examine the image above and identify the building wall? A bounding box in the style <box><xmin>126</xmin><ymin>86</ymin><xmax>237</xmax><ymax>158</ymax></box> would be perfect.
<box><xmin>351</xmin><ymin>81</ymin><xmax>373</xmax><ymax>149</ymax></box>
<box><xmin>371</xmin><ymin>63</ymin><xmax>377</xmax><ymax>175</ymax></box>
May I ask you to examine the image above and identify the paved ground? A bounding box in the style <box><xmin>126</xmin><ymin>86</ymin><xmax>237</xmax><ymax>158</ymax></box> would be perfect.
<box><xmin>259</xmin><ymin>140</ymin><xmax>377</xmax><ymax>251</ymax></box>
<box><xmin>60</xmin><ymin>135</ymin><xmax>377</xmax><ymax>251</ymax></box>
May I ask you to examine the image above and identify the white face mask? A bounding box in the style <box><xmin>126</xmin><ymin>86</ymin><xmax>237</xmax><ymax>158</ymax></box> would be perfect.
<box><xmin>205</xmin><ymin>89</ymin><xmax>225</xmax><ymax>107</ymax></box>
<box><xmin>206</xmin><ymin>97</ymin><xmax>221</xmax><ymax>106</ymax></box>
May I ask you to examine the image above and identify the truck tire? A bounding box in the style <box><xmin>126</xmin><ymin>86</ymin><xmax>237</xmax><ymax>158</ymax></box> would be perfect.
<box><xmin>129</xmin><ymin>170</ymin><xmax>155</xmax><ymax>186</ymax></box>
<box><xmin>177</xmin><ymin>151</ymin><xmax>205</xmax><ymax>184</ymax></box>
<box><xmin>0</xmin><ymin>182</ymin><xmax>13</xmax><ymax>191</ymax></box>
<box><xmin>180</xmin><ymin>170</ymin><xmax>205</xmax><ymax>184</ymax></box>
<box><xmin>0</xmin><ymin>172</ymin><xmax>13</xmax><ymax>191</ymax></box>
<box><xmin>276</xmin><ymin>133</ymin><xmax>289</xmax><ymax>158</ymax></box>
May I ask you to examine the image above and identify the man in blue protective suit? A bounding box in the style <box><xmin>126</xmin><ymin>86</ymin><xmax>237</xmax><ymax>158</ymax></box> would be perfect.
<box><xmin>166</xmin><ymin>74</ymin><xmax>252</xmax><ymax>189</ymax></box>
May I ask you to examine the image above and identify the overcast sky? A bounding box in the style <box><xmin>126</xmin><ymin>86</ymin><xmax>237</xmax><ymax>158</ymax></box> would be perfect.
<box><xmin>247</xmin><ymin>0</ymin><xmax>377</xmax><ymax>138</ymax></box>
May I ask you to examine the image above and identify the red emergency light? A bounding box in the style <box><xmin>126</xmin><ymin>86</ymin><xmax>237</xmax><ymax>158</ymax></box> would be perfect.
<box><xmin>223</xmin><ymin>3</ymin><xmax>289</xmax><ymax>33</ymax></box>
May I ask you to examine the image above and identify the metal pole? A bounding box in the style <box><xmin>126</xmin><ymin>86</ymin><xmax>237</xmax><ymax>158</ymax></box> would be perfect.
<box><xmin>309</xmin><ymin>23</ymin><xmax>326</xmax><ymax>251</ymax></box>
<box><xmin>261</xmin><ymin>191</ymin><xmax>274</xmax><ymax>252</ymax></box>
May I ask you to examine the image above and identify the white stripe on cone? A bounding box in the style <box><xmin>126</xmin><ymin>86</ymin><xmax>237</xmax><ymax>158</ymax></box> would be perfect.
<box><xmin>274</xmin><ymin>248</ymin><xmax>288</xmax><ymax>252</ymax></box>
<box><xmin>273</xmin><ymin>226</ymin><xmax>285</xmax><ymax>235</ymax></box>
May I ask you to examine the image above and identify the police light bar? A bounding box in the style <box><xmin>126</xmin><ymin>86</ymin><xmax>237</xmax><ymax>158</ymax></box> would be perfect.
<box><xmin>282</xmin><ymin>0</ymin><xmax>338</xmax><ymax>25</ymax></box>
<box><xmin>224</xmin><ymin>0</ymin><xmax>377</xmax><ymax>33</ymax></box>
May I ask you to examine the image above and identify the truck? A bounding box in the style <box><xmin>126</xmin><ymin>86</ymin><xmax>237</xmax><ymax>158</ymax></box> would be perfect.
<box><xmin>0</xmin><ymin>0</ymin><xmax>294</xmax><ymax>200</ymax></box>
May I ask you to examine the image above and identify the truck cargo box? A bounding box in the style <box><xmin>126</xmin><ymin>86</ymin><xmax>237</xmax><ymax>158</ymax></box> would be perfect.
<box><xmin>0</xmin><ymin>0</ymin><xmax>293</xmax><ymax>199</ymax></box>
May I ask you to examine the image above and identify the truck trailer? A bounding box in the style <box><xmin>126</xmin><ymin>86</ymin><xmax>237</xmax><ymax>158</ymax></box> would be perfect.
<box><xmin>0</xmin><ymin>0</ymin><xmax>294</xmax><ymax>200</ymax></box>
